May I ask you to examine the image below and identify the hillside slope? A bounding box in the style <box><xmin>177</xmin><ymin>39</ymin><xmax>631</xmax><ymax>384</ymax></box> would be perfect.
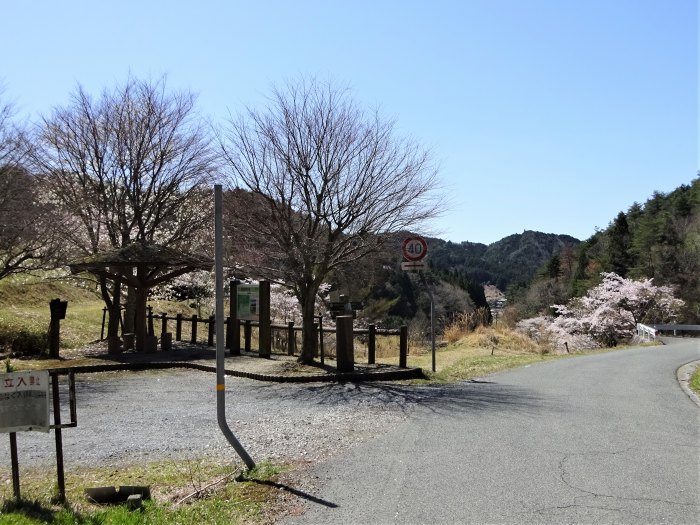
<box><xmin>428</xmin><ymin>230</ymin><xmax>580</xmax><ymax>290</ymax></box>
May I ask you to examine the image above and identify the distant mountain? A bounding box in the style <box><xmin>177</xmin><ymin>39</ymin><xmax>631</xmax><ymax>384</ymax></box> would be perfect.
<box><xmin>427</xmin><ymin>230</ymin><xmax>580</xmax><ymax>290</ymax></box>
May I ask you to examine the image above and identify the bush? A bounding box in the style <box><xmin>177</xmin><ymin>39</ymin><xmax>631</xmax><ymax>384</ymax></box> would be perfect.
<box><xmin>441</xmin><ymin>308</ymin><xmax>491</xmax><ymax>343</ymax></box>
<box><xmin>0</xmin><ymin>321</ymin><xmax>48</xmax><ymax>356</ymax></box>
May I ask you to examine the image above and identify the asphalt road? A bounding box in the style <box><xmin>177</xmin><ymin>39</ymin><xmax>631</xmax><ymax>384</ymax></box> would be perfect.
<box><xmin>285</xmin><ymin>339</ymin><xmax>700</xmax><ymax>524</ymax></box>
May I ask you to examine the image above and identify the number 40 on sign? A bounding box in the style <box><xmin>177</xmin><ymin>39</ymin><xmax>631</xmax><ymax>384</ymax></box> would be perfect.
<box><xmin>401</xmin><ymin>236</ymin><xmax>427</xmax><ymax>271</ymax></box>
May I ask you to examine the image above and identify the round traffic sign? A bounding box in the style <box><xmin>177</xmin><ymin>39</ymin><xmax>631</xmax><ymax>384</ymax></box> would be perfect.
<box><xmin>402</xmin><ymin>236</ymin><xmax>428</xmax><ymax>261</ymax></box>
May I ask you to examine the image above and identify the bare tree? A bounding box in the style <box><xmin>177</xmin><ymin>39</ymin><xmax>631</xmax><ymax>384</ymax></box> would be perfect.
<box><xmin>220</xmin><ymin>78</ymin><xmax>441</xmax><ymax>363</ymax></box>
<box><xmin>34</xmin><ymin>77</ymin><xmax>218</xmax><ymax>338</ymax></box>
<box><xmin>0</xmin><ymin>87</ymin><xmax>28</xmax><ymax>166</ymax></box>
<box><xmin>0</xmin><ymin>90</ymin><xmax>58</xmax><ymax>279</ymax></box>
<box><xmin>0</xmin><ymin>166</ymin><xmax>61</xmax><ymax>279</ymax></box>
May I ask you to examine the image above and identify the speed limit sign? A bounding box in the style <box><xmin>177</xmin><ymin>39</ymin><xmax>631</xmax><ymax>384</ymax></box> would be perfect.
<box><xmin>402</xmin><ymin>236</ymin><xmax>428</xmax><ymax>261</ymax></box>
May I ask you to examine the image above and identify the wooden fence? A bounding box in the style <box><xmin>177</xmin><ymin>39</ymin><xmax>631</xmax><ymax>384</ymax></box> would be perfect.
<box><xmin>101</xmin><ymin>307</ymin><xmax>408</xmax><ymax>366</ymax></box>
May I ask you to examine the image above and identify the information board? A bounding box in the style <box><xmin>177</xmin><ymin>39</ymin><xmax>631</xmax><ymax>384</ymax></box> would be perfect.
<box><xmin>0</xmin><ymin>371</ymin><xmax>50</xmax><ymax>433</ymax></box>
<box><xmin>237</xmin><ymin>284</ymin><xmax>260</xmax><ymax>321</ymax></box>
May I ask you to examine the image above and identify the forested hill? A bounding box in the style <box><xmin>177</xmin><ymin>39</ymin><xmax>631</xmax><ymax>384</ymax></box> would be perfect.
<box><xmin>514</xmin><ymin>176</ymin><xmax>700</xmax><ymax>322</ymax></box>
<box><xmin>573</xmin><ymin>176</ymin><xmax>700</xmax><ymax>318</ymax></box>
<box><xmin>427</xmin><ymin>231</ymin><xmax>580</xmax><ymax>290</ymax></box>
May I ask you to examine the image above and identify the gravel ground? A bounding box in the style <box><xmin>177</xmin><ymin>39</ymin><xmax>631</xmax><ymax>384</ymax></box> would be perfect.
<box><xmin>0</xmin><ymin>368</ymin><xmax>427</xmax><ymax>471</ymax></box>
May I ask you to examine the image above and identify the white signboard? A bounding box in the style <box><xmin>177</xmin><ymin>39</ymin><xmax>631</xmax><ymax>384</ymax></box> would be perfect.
<box><xmin>237</xmin><ymin>284</ymin><xmax>260</xmax><ymax>321</ymax></box>
<box><xmin>0</xmin><ymin>371</ymin><xmax>50</xmax><ymax>433</ymax></box>
<box><xmin>401</xmin><ymin>261</ymin><xmax>427</xmax><ymax>272</ymax></box>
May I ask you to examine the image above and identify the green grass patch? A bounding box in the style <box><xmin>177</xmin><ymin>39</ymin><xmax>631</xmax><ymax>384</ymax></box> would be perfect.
<box><xmin>0</xmin><ymin>459</ymin><xmax>284</xmax><ymax>524</ymax></box>
<box><xmin>0</xmin><ymin>276</ymin><xmax>104</xmax><ymax>356</ymax></box>
<box><xmin>390</xmin><ymin>342</ymin><xmax>560</xmax><ymax>383</ymax></box>
<box><xmin>690</xmin><ymin>364</ymin><xmax>700</xmax><ymax>396</ymax></box>
<box><xmin>425</xmin><ymin>353</ymin><xmax>558</xmax><ymax>382</ymax></box>
<box><xmin>0</xmin><ymin>276</ymin><xmax>203</xmax><ymax>357</ymax></box>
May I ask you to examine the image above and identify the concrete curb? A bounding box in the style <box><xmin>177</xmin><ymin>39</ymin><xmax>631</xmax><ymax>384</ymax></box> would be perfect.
<box><xmin>676</xmin><ymin>360</ymin><xmax>700</xmax><ymax>408</ymax></box>
<box><xmin>47</xmin><ymin>361</ymin><xmax>425</xmax><ymax>383</ymax></box>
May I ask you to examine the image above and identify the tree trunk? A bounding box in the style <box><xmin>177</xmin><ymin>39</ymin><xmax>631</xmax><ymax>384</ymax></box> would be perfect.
<box><xmin>298</xmin><ymin>285</ymin><xmax>319</xmax><ymax>364</ymax></box>
<box><xmin>135</xmin><ymin>266</ymin><xmax>148</xmax><ymax>352</ymax></box>
<box><xmin>100</xmin><ymin>277</ymin><xmax>121</xmax><ymax>339</ymax></box>
<box><xmin>123</xmin><ymin>285</ymin><xmax>136</xmax><ymax>333</ymax></box>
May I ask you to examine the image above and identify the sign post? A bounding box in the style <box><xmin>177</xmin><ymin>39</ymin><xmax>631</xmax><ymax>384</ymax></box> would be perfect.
<box><xmin>401</xmin><ymin>236</ymin><xmax>436</xmax><ymax>372</ymax></box>
<box><xmin>1</xmin><ymin>371</ymin><xmax>78</xmax><ymax>502</ymax></box>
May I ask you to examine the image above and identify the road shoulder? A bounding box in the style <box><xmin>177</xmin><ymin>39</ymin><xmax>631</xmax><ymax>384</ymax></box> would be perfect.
<box><xmin>676</xmin><ymin>360</ymin><xmax>700</xmax><ymax>407</ymax></box>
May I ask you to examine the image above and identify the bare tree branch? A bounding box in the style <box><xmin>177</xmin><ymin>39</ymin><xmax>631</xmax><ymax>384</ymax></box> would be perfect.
<box><xmin>220</xmin><ymin>77</ymin><xmax>442</xmax><ymax>362</ymax></box>
<box><xmin>32</xmin><ymin>76</ymin><xmax>218</xmax><ymax>337</ymax></box>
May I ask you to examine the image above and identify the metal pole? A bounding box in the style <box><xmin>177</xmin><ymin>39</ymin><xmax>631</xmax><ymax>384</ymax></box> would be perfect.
<box><xmin>215</xmin><ymin>185</ymin><xmax>255</xmax><ymax>470</ymax></box>
<box><xmin>419</xmin><ymin>271</ymin><xmax>436</xmax><ymax>373</ymax></box>
<box><xmin>52</xmin><ymin>373</ymin><xmax>66</xmax><ymax>503</ymax></box>
<box><xmin>10</xmin><ymin>433</ymin><xmax>20</xmax><ymax>500</ymax></box>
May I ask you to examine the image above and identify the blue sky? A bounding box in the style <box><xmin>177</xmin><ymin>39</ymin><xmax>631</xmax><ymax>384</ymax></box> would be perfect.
<box><xmin>2</xmin><ymin>0</ymin><xmax>697</xmax><ymax>244</ymax></box>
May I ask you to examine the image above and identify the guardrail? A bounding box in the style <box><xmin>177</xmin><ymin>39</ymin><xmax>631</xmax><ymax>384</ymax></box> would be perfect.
<box><xmin>652</xmin><ymin>324</ymin><xmax>700</xmax><ymax>336</ymax></box>
<box><xmin>637</xmin><ymin>323</ymin><xmax>700</xmax><ymax>340</ymax></box>
<box><xmin>636</xmin><ymin>323</ymin><xmax>658</xmax><ymax>341</ymax></box>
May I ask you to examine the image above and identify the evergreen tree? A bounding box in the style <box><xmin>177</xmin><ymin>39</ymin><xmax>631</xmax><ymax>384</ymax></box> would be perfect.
<box><xmin>606</xmin><ymin>212</ymin><xmax>633</xmax><ymax>277</ymax></box>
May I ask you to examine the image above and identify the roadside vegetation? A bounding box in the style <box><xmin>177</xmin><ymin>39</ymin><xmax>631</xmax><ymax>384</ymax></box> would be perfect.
<box><xmin>690</xmin><ymin>365</ymin><xmax>700</xmax><ymax>396</ymax></box>
<box><xmin>0</xmin><ymin>460</ymin><xmax>284</xmax><ymax>524</ymax></box>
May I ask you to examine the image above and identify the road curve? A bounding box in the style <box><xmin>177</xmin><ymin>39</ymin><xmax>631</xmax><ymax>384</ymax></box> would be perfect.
<box><xmin>285</xmin><ymin>339</ymin><xmax>700</xmax><ymax>524</ymax></box>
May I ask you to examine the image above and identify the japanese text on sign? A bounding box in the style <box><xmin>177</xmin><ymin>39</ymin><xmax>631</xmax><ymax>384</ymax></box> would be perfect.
<box><xmin>0</xmin><ymin>371</ymin><xmax>50</xmax><ymax>433</ymax></box>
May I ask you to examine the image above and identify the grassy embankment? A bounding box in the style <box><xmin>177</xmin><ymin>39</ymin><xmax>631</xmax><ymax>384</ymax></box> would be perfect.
<box><xmin>388</xmin><ymin>323</ymin><xmax>561</xmax><ymax>382</ymax></box>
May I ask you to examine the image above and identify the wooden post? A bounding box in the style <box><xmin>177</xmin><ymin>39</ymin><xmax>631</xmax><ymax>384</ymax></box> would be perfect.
<box><xmin>229</xmin><ymin>280</ymin><xmax>241</xmax><ymax>355</ymax></box>
<box><xmin>335</xmin><ymin>316</ymin><xmax>354</xmax><ymax>372</ymax></box>
<box><xmin>368</xmin><ymin>324</ymin><xmax>376</xmax><ymax>365</ymax></box>
<box><xmin>317</xmin><ymin>315</ymin><xmax>325</xmax><ymax>364</ymax></box>
<box><xmin>49</xmin><ymin>299</ymin><xmax>67</xmax><ymax>359</ymax></box>
<box><xmin>191</xmin><ymin>315</ymin><xmax>198</xmax><ymax>343</ymax></box>
<box><xmin>259</xmin><ymin>281</ymin><xmax>271</xmax><ymax>358</ymax></box>
<box><xmin>287</xmin><ymin>322</ymin><xmax>295</xmax><ymax>356</ymax></box>
<box><xmin>176</xmin><ymin>314</ymin><xmax>182</xmax><ymax>341</ymax></box>
<box><xmin>147</xmin><ymin>306</ymin><xmax>154</xmax><ymax>336</ymax></box>
<box><xmin>49</xmin><ymin>318</ymin><xmax>60</xmax><ymax>359</ymax></box>
<box><xmin>100</xmin><ymin>307</ymin><xmax>107</xmax><ymax>340</ymax></box>
<box><xmin>244</xmin><ymin>321</ymin><xmax>252</xmax><ymax>352</ymax></box>
<box><xmin>399</xmin><ymin>325</ymin><xmax>408</xmax><ymax>368</ymax></box>
<box><xmin>208</xmin><ymin>315</ymin><xmax>215</xmax><ymax>346</ymax></box>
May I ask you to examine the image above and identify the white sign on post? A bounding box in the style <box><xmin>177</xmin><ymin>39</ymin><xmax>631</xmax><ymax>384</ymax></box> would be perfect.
<box><xmin>0</xmin><ymin>371</ymin><xmax>50</xmax><ymax>433</ymax></box>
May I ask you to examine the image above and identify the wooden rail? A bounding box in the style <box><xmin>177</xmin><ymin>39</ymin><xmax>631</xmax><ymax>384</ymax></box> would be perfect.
<box><xmin>101</xmin><ymin>308</ymin><xmax>408</xmax><ymax>366</ymax></box>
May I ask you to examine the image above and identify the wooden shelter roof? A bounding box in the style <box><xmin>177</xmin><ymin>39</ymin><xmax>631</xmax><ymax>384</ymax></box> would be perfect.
<box><xmin>69</xmin><ymin>243</ymin><xmax>212</xmax><ymax>273</ymax></box>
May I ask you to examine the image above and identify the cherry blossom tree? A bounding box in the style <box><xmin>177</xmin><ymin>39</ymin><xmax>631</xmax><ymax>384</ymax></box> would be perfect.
<box><xmin>518</xmin><ymin>272</ymin><xmax>684</xmax><ymax>349</ymax></box>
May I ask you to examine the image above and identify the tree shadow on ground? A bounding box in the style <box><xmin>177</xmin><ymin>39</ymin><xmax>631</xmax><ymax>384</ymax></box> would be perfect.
<box><xmin>242</xmin><ymin>478</ymin><xmax>338</xmax><ymax>508</ymax></box>
<box><xmin>261</xmin><ymin>380</ymin><xmax>557</xmax><ymax>418</ymax></box>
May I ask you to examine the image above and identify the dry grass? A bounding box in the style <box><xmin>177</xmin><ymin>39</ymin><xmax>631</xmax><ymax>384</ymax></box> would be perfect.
<box><xmin>377</xmin><ymin>324</ymin><xmax>559</xmax><ymax>382</ymax></box>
